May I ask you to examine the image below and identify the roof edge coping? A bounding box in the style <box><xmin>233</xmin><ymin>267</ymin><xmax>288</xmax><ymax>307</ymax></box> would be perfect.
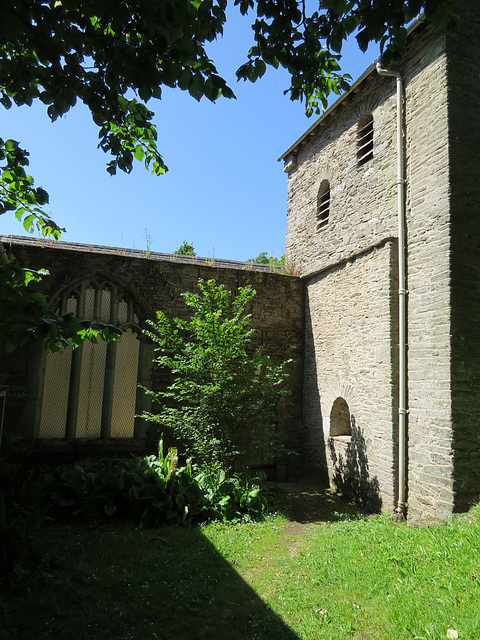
<box><xmin>278</xmin><ymin>13</ymin><xmax>427</xmax><ymax>163</ymax></box>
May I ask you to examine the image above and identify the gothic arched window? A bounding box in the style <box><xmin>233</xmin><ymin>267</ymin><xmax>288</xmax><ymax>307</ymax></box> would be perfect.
<box><xmin>38</xmin><ymin>279</ymin><xmax>143</xmax><ymax>441</ymax></box>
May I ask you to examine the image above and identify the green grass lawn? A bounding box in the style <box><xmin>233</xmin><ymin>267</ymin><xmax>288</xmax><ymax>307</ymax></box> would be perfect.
<box><xmin>2</xmin><ymin>489</ymin><xmax>480</xmax><ymax>640</ymax></box>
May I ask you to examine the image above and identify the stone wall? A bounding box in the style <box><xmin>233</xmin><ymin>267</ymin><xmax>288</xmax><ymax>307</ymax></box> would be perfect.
<box><xmin>402</xmin><ymin>26</ymin><xmax>453</xmax><ymax>521</ymax></box>
<box><xmin>303</xmin><ymin>241</ymin><xmax>397</xmax><ymax>511</ymax></box>
<box><xmin>283</xmin><ymin>21</ymin><xmax>456</xmax><ymax>518</ymax></box>
<box><xmin>448</xmin><ymin>1</ymin><xmax>480</xmax><ymax>511</ymax></box>
<box><xmin>284</xmin><ymin>65</ymin><xmax>398</xmax><ymax>276</ymax></box>
<box><xmin>0</xmin><ymin>237</ymin><xmax>304</xmax><ymax>478</ymax></box>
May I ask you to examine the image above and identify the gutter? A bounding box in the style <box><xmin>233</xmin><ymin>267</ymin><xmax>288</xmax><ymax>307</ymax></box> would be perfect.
<box><xmin>376</xmin><ymin>61</ymin><xmax>408</xmax><ymax>520</ymax></box>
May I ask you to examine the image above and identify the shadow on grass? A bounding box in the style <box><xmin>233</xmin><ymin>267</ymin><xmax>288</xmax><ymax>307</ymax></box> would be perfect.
<box><xmin>1</xmin><ymin>521</ymin><xmax>301</xmax><ymax>640</ymax></box>
<box><xmin>273</xmin><ymin>479</ymin><xmax>369</xmax><ymax>524</ymax></box>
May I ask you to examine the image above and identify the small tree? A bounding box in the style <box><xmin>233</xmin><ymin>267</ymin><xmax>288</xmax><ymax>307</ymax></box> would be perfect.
<box><xmin>249</xmin><ymin>251</ymin><xmax>283</xmax><ymax>270</ymax></box>
<box><xmin>142</xmin><ymin>279</ymin><xmax>289</xmax><ymax>477</ymax></box>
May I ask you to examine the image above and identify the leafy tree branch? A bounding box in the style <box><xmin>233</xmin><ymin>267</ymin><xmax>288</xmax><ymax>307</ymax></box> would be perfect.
<box><xmin>235</xmin><ymin>0</ymin><xmax>456</xmax><ymax>114</ymax></box>
<box><xmin>0</xmin><ymin>261</ymin><xmax>121</xmax><ymax>353</ymax></box>
<box><xmin>0</xmin><ymin>0</ymin><xmax>236</xmax><ymax>176</ymax></box>
<box><xmin>0</xmin><ymin>1</ymin><xmax>457</xmax><ymax>175</ymax></box>
<box><xmin>0</xmin><ymin>0</ymin><xmax>457</xmax><ymax>352</ymax></box>
<box><xmin>0</xmin><ymin>138</ymin><xmax>63</xmax><ymax>239</ymax></box>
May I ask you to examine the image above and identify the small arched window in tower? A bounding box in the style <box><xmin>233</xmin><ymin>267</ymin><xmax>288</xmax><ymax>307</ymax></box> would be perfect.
<box><xmin>329</xmin><ymin>397</ymin><xmax>352</xmax><ymax>438</ymax></box>
<box><xmin>317</xmin><ymin>180</ymin><xmax>330</xmax><ymax>231</ymax></box>
<box><xmin>357</xmin><ymin>112</ymin><xmax>374</xmax><ymax>165</ymax></box>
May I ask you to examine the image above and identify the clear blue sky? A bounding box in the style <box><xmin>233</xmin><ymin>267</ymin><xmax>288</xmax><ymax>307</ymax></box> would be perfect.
<box><xmin>0</xmin><ymin>9</ymin><xmax>376</xmax><ymax>262</ymax></box>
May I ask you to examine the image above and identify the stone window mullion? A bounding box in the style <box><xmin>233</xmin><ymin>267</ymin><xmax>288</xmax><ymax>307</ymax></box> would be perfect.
<box><xmin>101</xmin><ymin>341</ymin><xmax>118</xmax><ymax>440</ymax></box>
<box><xmin>65</xmin><ymin>344</ymin><xmax>84</xmax><ymax>440</ymax></box>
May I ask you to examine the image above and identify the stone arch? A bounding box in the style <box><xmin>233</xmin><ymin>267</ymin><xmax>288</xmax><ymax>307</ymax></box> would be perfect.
<box><xmin>49</xmin><ymin>273</ymin><xmax>144</xmax><ymax>331</ymax></box>
<box><xmin>321</xmin><ymin>380</ymin><xmax>356</xmax><ymax>437</ymax></box>
<box><xmin>329</xmin><ymin>397</ymin><xmax>352</xmax><ymax>437</ymax></box>
<box><xmin>312</xmin><ymin>161</ymin><xmax>334</xmax><ymax>190</ymax></box>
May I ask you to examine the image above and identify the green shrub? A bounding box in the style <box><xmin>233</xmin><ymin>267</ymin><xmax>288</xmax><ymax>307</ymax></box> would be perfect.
<box><xmin>0</xmin><ymin>445</ymin><xmax>269</xmax><ymax>582</ymax></box>
<box><xmin>198</xmin><ymin>469</ymin><xmax>268</xmax><ymax>522</ymax></box>
<box><xmin>41</xmin><ymin>441</ymin><xmax>269</xmax><ymax>527</ymax></box>
<box><xmin>43</xmin><ymin>444</ymin><xmax>189</xmax><ymax>526</ymax></box>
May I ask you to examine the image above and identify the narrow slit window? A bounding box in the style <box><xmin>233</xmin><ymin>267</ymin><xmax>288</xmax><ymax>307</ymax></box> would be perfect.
<box><xmin>317</xmin><ymin>180</ymin><xmax>330</xmax><ymax>231</ymax></box>
<box><xmin>357</xmin><ymin>113</ymin><xmax>374</xmax><ymax>165</ymax></box>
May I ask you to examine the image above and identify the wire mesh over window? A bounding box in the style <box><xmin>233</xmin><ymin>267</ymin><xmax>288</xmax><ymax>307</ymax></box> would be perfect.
<box><xmin>357</xmin><ymin>112</ymin><xmax>374</xmax><ymax>165</ymax></box>
<box><xmin>111</xmin><ymin>329</ymin><xmax>140</xmax><ymax>437</ymax></box>
<box><xmin>38</xmin><ymin>279</ymin><xmax>141</xmax><ymax>441</ymax></box>
<box><xmin>38</xmin><ymin>294</ymin><xmax>76</xmax><ymax>438</ymax></box>
<box><xmin>39</xmin><ymin>346</ymin><xmax>73</xmax><ymax>438</ymax></box>
<box><xmin>76</xmin><ymin>339</ymin><xmax>107</xmax><ymax>438</ymax></box>
<box><xmin>317</xmin><ymin>180</ymin><xmax>330</xmax><ymax>231</ymax></box>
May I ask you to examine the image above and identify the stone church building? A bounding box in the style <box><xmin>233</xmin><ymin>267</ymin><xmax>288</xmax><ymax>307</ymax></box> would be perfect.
<box><xmin>280</xmin><ymin>3</ymin><xmax>480</xmax><ymax>521</ymax></box>
<box><xmin>2</xmin><ymin>3</ymin><xmax>479</xmax><ymax>522</ymax></box>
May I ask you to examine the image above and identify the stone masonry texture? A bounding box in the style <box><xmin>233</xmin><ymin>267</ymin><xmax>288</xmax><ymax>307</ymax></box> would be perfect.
<box><xmin>303</xmin><ymin>242</ymin><xmax>397</xmax><ymax>512</ymax></box>
<box><xmin>0</xmin><ymin>238</ymin><xmax>304</xmax><ymax>480</ymax></box>
<box><xmin>283</xmin><ymin>13</ymin><xmax>466</xmax><ymax>520</ymax></box>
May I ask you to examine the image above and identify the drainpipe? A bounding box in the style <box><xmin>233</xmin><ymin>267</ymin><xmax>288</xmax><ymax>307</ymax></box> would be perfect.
<box><xmin>376</xmin><ymin>61</ymin><xmax>407</xmax><ymax>519</ymax></box>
